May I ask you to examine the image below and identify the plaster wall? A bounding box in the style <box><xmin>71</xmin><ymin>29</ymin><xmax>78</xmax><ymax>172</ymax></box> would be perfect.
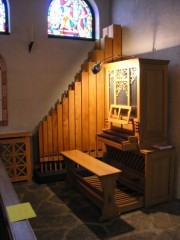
<box><xmin>0</xmin><ymin>0</ymin><xmax>110</xmax><ymax>133</ymax></box>
<box><xmin>111</xmin><ymin>0</ymin><xmax>180</xmax><ymax>198</ymax></box>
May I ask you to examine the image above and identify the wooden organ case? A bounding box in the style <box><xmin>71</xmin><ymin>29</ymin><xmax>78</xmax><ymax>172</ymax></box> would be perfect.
<box><xmin>97</xmin><ymin>58</ymin><xmax>175</xmax><ymax>211</ymax></box>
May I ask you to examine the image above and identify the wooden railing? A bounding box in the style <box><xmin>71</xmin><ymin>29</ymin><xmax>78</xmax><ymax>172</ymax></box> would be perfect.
<box><xmin>37</xmin><ymin>24</ymin><xmax>122</xmax><ymax>173</ymax></box>
<box><xmin>0</xmin><ymin>158</ymin><xmax>36</xmax><ymax>240</ymax></box>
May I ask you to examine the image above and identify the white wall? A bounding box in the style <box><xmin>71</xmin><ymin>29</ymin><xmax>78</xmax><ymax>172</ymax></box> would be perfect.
<box><xmin>0</xmin><ymin>0</ymin><xmax>110</xmax><ymax>133</ymax></box>
<box><xmin>111</xmin><ymin>0</ymin><xmax>180</xmax><ymax>198</ymax></box>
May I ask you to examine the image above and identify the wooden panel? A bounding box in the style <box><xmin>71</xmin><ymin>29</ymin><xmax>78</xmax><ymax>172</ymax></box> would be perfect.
<box><xmin>52</xmin><ymin>109</ymin><xmax>58</xmax><ymax>159</ymax></box>
<box><xmin>144</xmin><ymin>148</ymin><xmax>175</xmax><ymax>207</ymax></box>
<box><xmin>24</xmin><ymin>135</ymin><xmax>32</xmax><ymax>181</ymax></box>
<box><xmin>0</xmin><ymin>132</ymin><xmax>32</xmax><ymax>138</ymax></box>
<box><xmin>95</xmin><ymin>51</ymin><xmax>105</xmax><ymax>157</ymax></box>
<box><xmin>38</xmin><ymin>122</ymin><xmax>44</xmax><ymax>161</ymax></box>
<box><xmin>88</xmin><ymin>49</ymin><xmax>104</xmax><ymax>62</ymax></box>
<box><xmin>101</xmin><ymin>37</ymin><xmax>113</xmax><ymax>130</ymax></box>
<box><xmin>95</xmin><ymin>40</ymin><xmax>101</xmax><ymax>50</ymax></box>
<box><xmin>61</xmin><ymin>150</ymin><xmax>121</xmax><ymax>176</ymax></box>
<box><xmin>47</xmin><ymin>115</ymin><xmax>53</xmax><ymax>161</ymax></box>
<box><xmin>0</xmin><ymin>132</ymin><xmax>32</xmax><ymax>182</ymax></box>
<box><xmin>42</xmin><ymin>118</ymin><xmax>48</xmax><ymax>161</ymax></box>
<box><xmin>75</xmin><ymin>81</ymin><xmax>82</xmax><ymax>150</ymax></box>
<box><xmin>140</xmin><ymin>60</ymin><xmax>169</xmax><ymax>146</ymax></box>
<box><xmin>68</xmin><ymin>89</ymin><xmax>75</xmax><ymax>150</ymax></box>
<box><xmin>100</xmin><ymin>36</ymin><xmax>113</xmax><ymax>61</ymax></box>
<box><xmin>57</xmin><ymin>102</ymin><xmax>63</xmax><ymax>154</ymax></box>
<box><xmin>108</xmin><ymin>24</ymin><xmax>122</xmax><ymax>56</ymax></box>
<box><xmin>81</xmin><ymin>71</ymin><xmax>89</xmax><ymax>152</ymax></box>
<box><xmin>62</xmin><ymin>97</ymin><xmax>69</xmax><ymax>151</ymax></box>
<box><xmin>88</xmin><ymin>62</ymin><xmax>97</xmax><ymax>155</ymax></box>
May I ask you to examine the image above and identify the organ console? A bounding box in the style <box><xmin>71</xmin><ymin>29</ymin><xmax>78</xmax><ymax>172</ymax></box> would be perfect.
<box><xmin>97</xmin><ymin>58</ymin><xmax>175</xmax><ymax>208</ymax></box>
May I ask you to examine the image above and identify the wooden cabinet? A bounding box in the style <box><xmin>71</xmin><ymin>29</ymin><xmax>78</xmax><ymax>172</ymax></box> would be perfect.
<box><xmin>0</xmin><ymin>132</ymin><xmax>32</xmax><ymax>182</ymax></box>
<box><xmin>104</xmin><ymin>58</ymin><xmax>169</xmax><ymax>148</ymax></box>
<box><xmin>97</xmin><ymin>58</ymin><xmax>175</xmax><ymax>210</ymax></box>
<box><xmin>144</xmin><ymin>148</ymin><xmax>175</xmax><ymax>207</ymax></box>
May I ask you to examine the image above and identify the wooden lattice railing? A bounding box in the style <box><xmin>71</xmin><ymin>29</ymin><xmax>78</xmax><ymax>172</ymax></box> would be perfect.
<box><xmin>37</xmin><ymin>24</ymin><xmax>122</xmax><ymax>173</ymax></box>
<box><xmin>0</xmin><ymin>132</ymin><xmax>32</xmax><ymax>182</ymax></box>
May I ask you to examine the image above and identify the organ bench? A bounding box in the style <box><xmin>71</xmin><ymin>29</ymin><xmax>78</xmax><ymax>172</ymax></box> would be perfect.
<box><xmin>61</xmin><ymin>149</ymin><xmax>146</xmax><ymax>221</ymax></box>
<box><xmin>61</xmin><ymin>149</ymin><xmax>121</xmax><ymax>221</ymax></box>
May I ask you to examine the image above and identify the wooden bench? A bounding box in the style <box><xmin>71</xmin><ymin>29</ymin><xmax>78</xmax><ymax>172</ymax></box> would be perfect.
<box><xmin>0</xmin><ymin>158</ymin><xmax>37</xmax><ymax>240</ymax></box>
<box><xmin>61</xmin><ymin>150</ymin><xmax>121</xmax><ymax>221</ymax></box>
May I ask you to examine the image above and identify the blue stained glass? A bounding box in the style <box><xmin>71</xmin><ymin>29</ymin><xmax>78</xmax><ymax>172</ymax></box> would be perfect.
<box><xmin>0</xmin><ymin>0</ymin><xmax>6</xmax><ymax>32</ymax></box>
<box><xmin>48</xmin><ymin>0</ymin><xmax>94</xmax><ymax>39</ymax></box>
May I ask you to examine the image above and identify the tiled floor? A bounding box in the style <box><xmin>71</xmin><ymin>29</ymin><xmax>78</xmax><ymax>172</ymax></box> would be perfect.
<box><xmin>14</xmin><ymin>181</ymin><xmax>180</xmax><ymax>240</ymax></box>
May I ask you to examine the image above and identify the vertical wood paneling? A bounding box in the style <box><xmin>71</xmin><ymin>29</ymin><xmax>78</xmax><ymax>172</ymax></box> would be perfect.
<box><xmin>38</xmin><ymin>122</ymin><xmax>44</xmax><ymax>162</ymax></box>
<box><xmin>57</xmin><ymin>102</ymin><xmax>63</xmax><ymax>155</ymax></box>
<box><xmin>47</xmin><ymin>115</ymin><xmax>53</xmax><ymax>161</ymax></box>
<box><xmin>88</xmin><ymin>62</ymin><xmax>97</xmax><ymax>156</ymax></box>
<box><xmin>75</xmin><ymin>81</ymin><xmax>82</xmax><ymax>150</ymax></box>
<box><xmin>52</xmin><ymin>109</ymin><xmax>58</xmax><ymax>160</ymax></box>
<box><xmin>96</xmin><ymin>52</ymin><xmax>105</xmax><ymax>157</ymax></box>
<box><xmin>42</xmin><ymin>118</ymin><xmax>48</xmax><ymax>161</ymax></box>
<box><xmin>62</xmin><ymin>97</ymin><xmax>69</xmax><ymax>151</ymax></box>
<box><xmin>37</xmin><ymin>24</ymin><xmax>123</xmax><ymax>172</ymax></box>
<box><xmin>81</xmin><ymin>71</ymin><xmax>89</xmax><ymax>152</ymax></box>
<box><xmin>108</xmin><ymin>24</ymin><xmax>122</xmax><ymax>56</ymax></box>
<box><xmin>69</xmin><ymin>89</ymin><xmax>75</xmax><ymax>150</ymax></box>
<box><xmin>101</xmin><ymin>36</ymin><xmax>113</xmax><ymax>60</ymax></box>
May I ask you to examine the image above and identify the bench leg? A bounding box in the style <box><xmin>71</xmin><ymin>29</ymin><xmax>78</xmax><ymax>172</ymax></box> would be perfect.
<box><xmin>99</xmin><ymin>175</ymin><xmax>120</xmax><ymax>221</ymax></box>
<box><xmin>64</xmin><ymin>158</ymin><xmax>76</xmax><ymax>188</ymax></box>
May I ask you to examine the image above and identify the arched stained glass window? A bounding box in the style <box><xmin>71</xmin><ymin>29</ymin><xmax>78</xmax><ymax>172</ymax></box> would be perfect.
<box><xmin>0</xmin><ymin>0</ymin><xmax>9</xmax><ymax>34</ymax></box>
<box><xmin>48</xmin><ymin>0</ymin><xmax>95</xmax><ymax>40</ymax></box>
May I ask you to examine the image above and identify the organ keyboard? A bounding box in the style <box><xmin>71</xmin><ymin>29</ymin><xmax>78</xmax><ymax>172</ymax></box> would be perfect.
<box><xmin>97</xmin><ymin>128</ymin><xmax>138</xmax><ymax>151</ymax></box>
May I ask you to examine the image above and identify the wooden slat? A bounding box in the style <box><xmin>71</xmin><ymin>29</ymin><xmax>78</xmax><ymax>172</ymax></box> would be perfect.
<box><xmin>47</xmin><ymin>115</ymin><xmax>53</xmax><ymax>161</ymax></box>
<box><xmin>68</xmin><ymin>89</ymin><xmax>75</xmax><ymax>150</ymax></box>
<box><xmin>24</xmin><ymin>135</ymin><xmax>32</xmax><ymax>181</ymax></box>
<box><xmin>88</xmin><ymin>62</ymin><xmax>97</xmax><ymax>155</ymax></box>
<box><xmin>74</xmin><ymin>81</ymin><xmax>82</xmax><ymax>150</ymax></box>
<box><xmin>62</xmin><ymin>96</ymin><xmax>69</xmax><ymax>151</ymax></box>
<box><xmin>93</xmin><ymin>50</ymin><xmax>105</xmax><ymax>157</ymax></box>
<box><xmin>52</xmin><ymin>109</ymin><xmax>58</xmax><ymax>159</ymax></box>
<box><xmin>100</xmin><ymin>36</ymin><xmax>113</xmax><ymax>61</ymax></box>
<box><xmin>81</xmin><ymin>71</ymin><xmax>89</xmax><ymax>152</ymax></box>
<box><xmin>88</xmin><ymin>49</ymin><xmax>104</xmax><ymax>62</ymax></box>
<box><xmin>42</xmin><ymin>118</ymin><xmax>48</xmax><ymax>161</ymax></box>
<box><xmin>85</xmin><ymin>175</ymin><xmax>144</xmax><ymax>213</ymax></box>
<box><xmin>108</xmin><ymin>24</ymin><xmax>122</xmax><ymax>56</ymax></box>
<box><xmin>38</xmin><ymin>122</ymin><xmax>44</xmax><ymax>161</ymax></box>
<box><xmin>57</xmin><ymin>102</ymin><xmax>63</xmax><ymax>154</ymax></box>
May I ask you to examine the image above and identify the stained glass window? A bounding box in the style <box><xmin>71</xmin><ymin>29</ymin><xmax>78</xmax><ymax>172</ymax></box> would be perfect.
<box><xmin>0</xmin><ymin>0</ymin><xmax>8</xmax><ymax>34</ymax></box>
<box><xmin>48</xmin><ymin>0</ymin><xmax>95</xmax><ymax>40</ymax></box>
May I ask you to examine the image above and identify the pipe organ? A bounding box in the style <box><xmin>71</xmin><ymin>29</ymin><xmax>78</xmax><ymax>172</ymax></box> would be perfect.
<box><xmin>98</xmin><ymin>58</ymin><xmax>174</xmax><ymax>208</ymax></box>
<box><xmin>37</xmin><ymin>24</ymin><xmax>174</xmax><ymax>212</ymax></box>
